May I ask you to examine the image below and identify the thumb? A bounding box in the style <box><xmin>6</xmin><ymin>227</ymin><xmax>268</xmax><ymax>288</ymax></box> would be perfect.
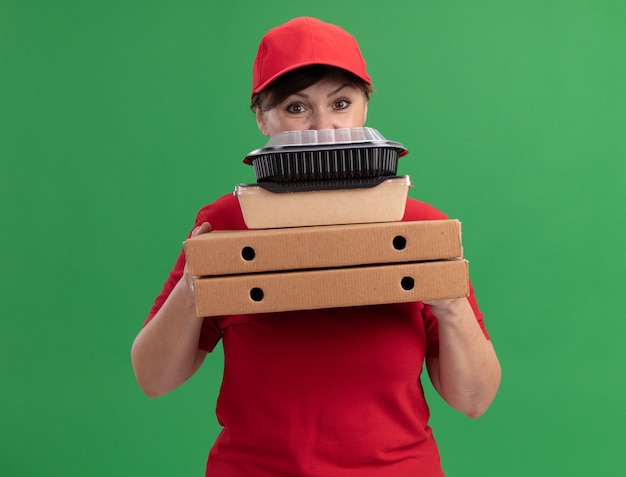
<box><xmin>191</xmin><ymin>222</ymin><xmax>212</xmax><ymax>237</ymax></box>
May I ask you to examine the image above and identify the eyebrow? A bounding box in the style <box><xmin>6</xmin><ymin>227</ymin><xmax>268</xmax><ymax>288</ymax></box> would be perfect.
<box><xmin>293</xmin><ymin>83</ymin><xmax>353</xmax><ymax>99</ymax></box>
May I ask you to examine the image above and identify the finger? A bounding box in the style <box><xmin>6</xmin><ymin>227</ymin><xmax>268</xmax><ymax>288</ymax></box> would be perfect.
<box><xmin>191</xmin><ymin>222</ymin><xmax>212</xmax><ymax>237</ymax></box>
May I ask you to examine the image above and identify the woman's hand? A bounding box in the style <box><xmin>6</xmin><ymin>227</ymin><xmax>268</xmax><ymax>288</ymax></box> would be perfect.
<box><xmin>422</xmin><ymin>297</ymin><xmax>467</xmax><ymax>322</ymax></box>
<box><xmin>182</xmin><ymin>222</ymin><xmax>212</xmax><ymax>294</ymax></box>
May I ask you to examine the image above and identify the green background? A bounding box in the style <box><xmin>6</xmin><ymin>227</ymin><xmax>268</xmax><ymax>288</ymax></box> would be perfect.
<box><xmin>2</xmin><ymin>0</ymin><xmax>625</xmax><ymax>475</ymax></box>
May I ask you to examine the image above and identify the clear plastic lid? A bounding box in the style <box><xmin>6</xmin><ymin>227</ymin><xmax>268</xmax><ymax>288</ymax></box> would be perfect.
<box><xmin>244</xmin><ymin>127</ymin><xmax>408</xmax><ymax>165</ymax></box>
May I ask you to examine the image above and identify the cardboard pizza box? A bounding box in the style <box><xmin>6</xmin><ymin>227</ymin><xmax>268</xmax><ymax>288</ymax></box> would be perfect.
<box><xmin>185</xmin><ymin>219</ymin><xmax>463</xmax><ymax>277</ymax></box>
<box><xmin>193</xmin><ymin>259</ymin><xmax>469</xmax><ymax>317</ymax></box>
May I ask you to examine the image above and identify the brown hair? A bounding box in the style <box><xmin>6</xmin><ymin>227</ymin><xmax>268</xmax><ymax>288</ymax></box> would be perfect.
<box><xmin>251</xmin><ymin>65</ymin><xmax>373</xmax><ymax>112</ymax></box>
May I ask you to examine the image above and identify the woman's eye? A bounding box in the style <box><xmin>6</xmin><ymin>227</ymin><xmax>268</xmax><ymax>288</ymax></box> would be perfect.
<box><xmin>285</xmin><ymin>103</ymin><xmax>305</xmax><ymax>114</ymax></box>
<box><xmin>333</xmin><ymin>99</ymin><xmax>351</xmax><ymax>110</ymax></box>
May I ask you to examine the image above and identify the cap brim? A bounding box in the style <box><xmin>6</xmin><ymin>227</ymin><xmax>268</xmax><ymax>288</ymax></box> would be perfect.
<box><xmin>252</xmin><ymin>61</ymin><xmax>372</xmax><ymax>97</ymax></box>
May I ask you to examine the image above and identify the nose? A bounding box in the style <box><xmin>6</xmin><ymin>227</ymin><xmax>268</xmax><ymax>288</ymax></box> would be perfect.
<box><xmin>309</xmin><ymin>110</ymin><xmax>334</xmax><ymax>130</ymax></box>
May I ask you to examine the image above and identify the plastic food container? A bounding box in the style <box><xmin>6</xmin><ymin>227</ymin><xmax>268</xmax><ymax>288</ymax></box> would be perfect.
<box><xmin>243</xmin><ymin>127</ymin><xmax>408</xmax><ymax>183</ymax></box>
<box><xmin>235</xmin><ymin>175</ymin><xmax>413</xmax><ymax>229</ymax></box>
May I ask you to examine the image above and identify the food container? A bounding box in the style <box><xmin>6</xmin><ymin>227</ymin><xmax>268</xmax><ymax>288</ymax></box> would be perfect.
<box><xmin>235</xmin><ymin>175</ymin><xmax>413</xmax><ymax>229</ymax></box>
<box><xmin>243</xmin><ymin>127</ymin><xmax>408</xmax><ymax>183</ymax></box>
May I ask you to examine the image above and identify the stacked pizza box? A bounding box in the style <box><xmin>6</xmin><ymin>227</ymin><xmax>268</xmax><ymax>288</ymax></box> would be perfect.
<box><xmin>185</xmin><ymin>128</ymin><xmax>468</xmax><ymax>317</ymax></box>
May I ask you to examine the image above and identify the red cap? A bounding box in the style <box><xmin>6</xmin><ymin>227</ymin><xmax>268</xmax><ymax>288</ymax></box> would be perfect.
<box><xmin>252</xmin><ymin>17</ymin><xmax>372</xmax><ymax>97</ymax></box>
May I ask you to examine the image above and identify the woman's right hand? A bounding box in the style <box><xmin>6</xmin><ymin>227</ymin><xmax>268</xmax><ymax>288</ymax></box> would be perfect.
<box><xmin>183</xmin><ymin>222</ymin><xmax>212</xmax><ymax>295</ymax></box>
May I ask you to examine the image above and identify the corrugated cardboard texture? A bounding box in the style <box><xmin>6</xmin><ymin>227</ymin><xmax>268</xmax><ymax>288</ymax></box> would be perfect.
<box><xmin>185</xmin><ymin>219</ymin><xmax>462</xmax><ymax>277</ymax></box>
<box><xmin>194</xmin><ymin>260</ymin><xmax>469</xmax><ymax>316</ymax></box>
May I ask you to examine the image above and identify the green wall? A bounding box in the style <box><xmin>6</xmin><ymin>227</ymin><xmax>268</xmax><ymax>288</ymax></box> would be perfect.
<box><xmin>2</xmin><ymin>0</ymin><xmax>625</xmax><ymax>475</ymax></box>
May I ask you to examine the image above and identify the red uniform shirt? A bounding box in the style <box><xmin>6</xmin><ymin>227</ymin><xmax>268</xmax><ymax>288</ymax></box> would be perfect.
<box><xmin>146</xmin><ymin>193</ymin><xmax>488</xmax><ymax>476</ymax></box>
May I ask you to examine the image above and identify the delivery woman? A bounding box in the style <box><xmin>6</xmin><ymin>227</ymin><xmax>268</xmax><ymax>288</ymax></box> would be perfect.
<box><xmin>132</xmin><ymin>16</ymin><xmax>501</xmax><ymax>477</ymax></box>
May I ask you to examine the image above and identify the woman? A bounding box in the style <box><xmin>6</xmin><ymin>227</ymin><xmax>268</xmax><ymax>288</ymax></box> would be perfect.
<box><xmin>132</xmin><ymin>16</ymin><xmax>501</xmax><ymax>476</ymax></box>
